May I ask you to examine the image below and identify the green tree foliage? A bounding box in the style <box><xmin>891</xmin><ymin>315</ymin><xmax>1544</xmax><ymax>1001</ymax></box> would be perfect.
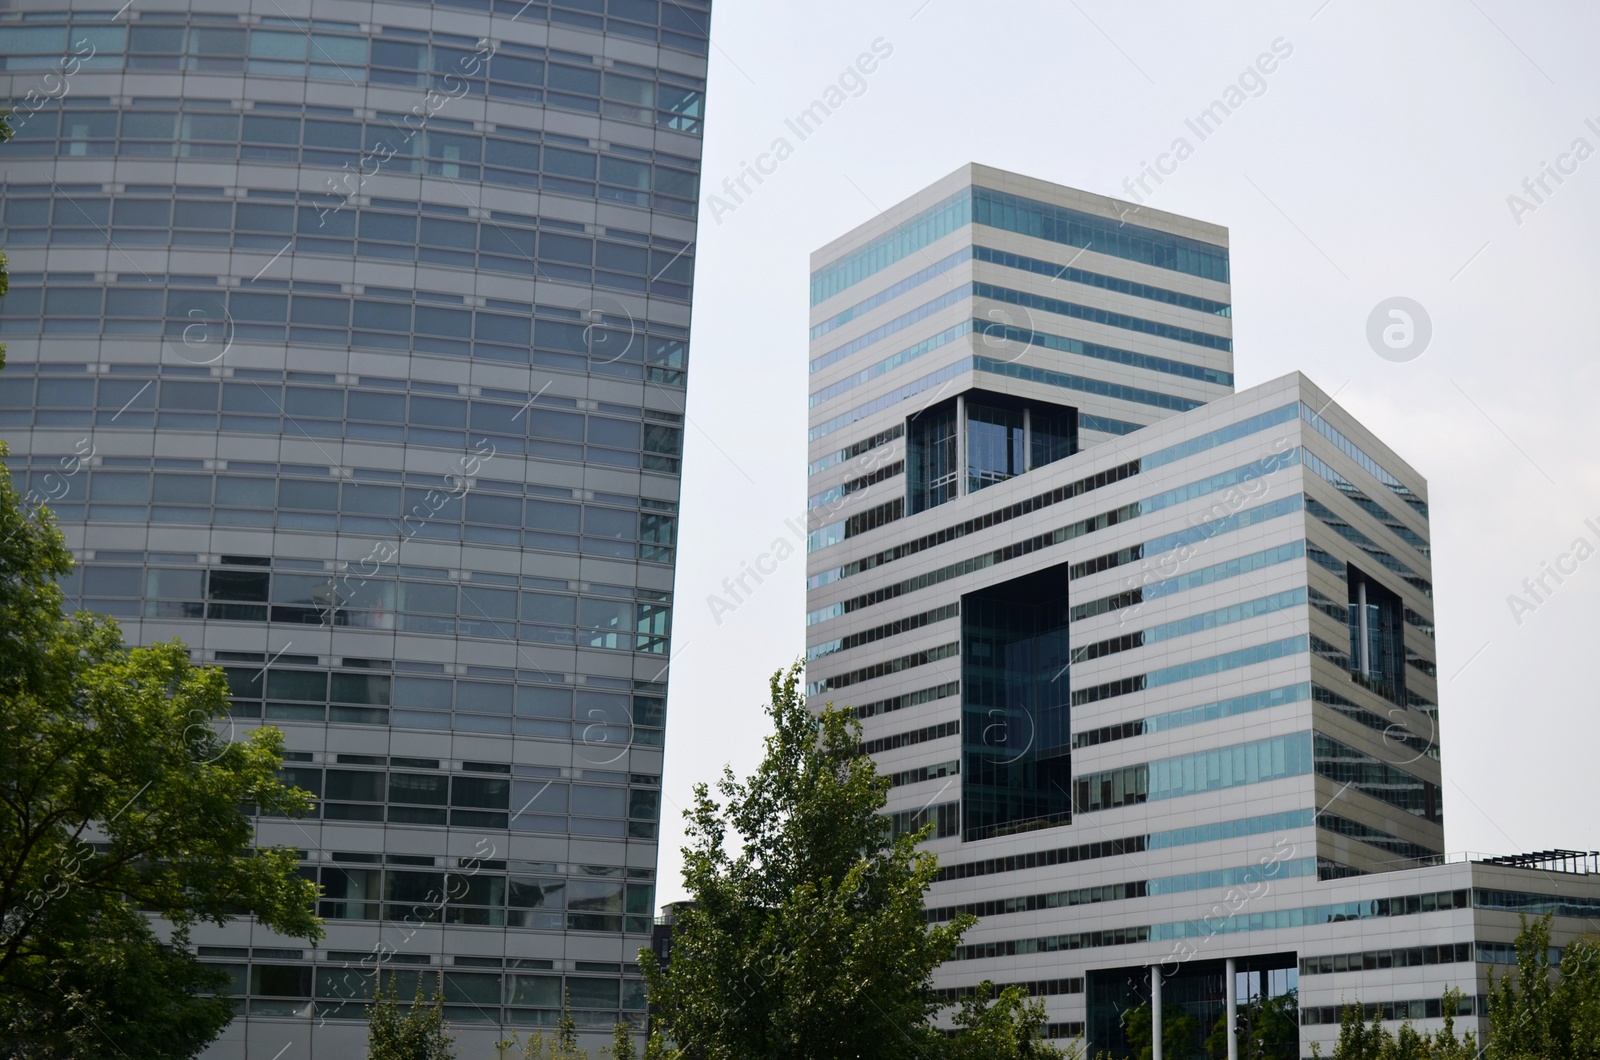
<box><xmin>1310</xmin><ymin>989</ymin><xmax>1476</xmax><ymax>1060</ymax></box>
<box><xmin>1485</xmin><ymin>913</ymin><xmax>1600</xmax><ymax>1059</ymax></box>
<box><xmin>1121</xmin><ymin>1002</ymin><xmax>1199</xmax><ymax>1060</ymax></box>
<box><xmin>368</xmin><ymin>971</ymin><xmax>456</xmax><ymax>1060</ymax></box>
<box><xmin>640</xmin><ymin>663</ymin><xmax>1069</xmax><ymax>1060</ymax></box>
<box><xmin>0</xmin><ymin>436</ymin><xmax>322</xmax><ymax>1055</ymax></box>
<box><xmin>1206</xmin><ymin>991</ymin><xmax>1299</xmax><ymax>1059</ymax></box>
<box><xmin>944</xmin><ymin>982</ymin><xmax>1077</xmax><ymax>1060</ymax></box>
<box><xmin>493</xmin><ymin>991</ymin><xmax>637</xmax><ymax>1059</ymax></box>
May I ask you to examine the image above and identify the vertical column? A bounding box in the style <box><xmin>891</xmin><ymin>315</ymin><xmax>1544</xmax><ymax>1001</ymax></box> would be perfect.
<box><xmin>1151</xmin><ymin>965</ymin><xmax>1163</xmax><ymax>1060</ymax></box>
<box><xmin>955</xmin><ymin>393</ymin><xmax>967</xmax><ymax>497</ymax></box>
<box><xmin>1225</xmin><ymin>957</ymin><xmax>1238</xmax><ymax>1060</ymax></box>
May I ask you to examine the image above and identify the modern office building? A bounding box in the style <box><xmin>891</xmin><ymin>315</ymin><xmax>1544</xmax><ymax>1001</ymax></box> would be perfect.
<box><xmin>0</xmin><ymin>0</ymin><xmax>708</xmax><ymax>1054</ymax></box>
<box><xmin>804</xmin><ymin>164</ymin><xmax>1600</xmax><ymax>1057</ymax></box>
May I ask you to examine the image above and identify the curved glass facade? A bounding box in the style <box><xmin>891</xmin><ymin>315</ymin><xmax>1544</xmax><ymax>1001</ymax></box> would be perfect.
<box><xmin>0</xmin><ymin>0</ymin><xmax>709</xmax><ymax>1052</ymax></box>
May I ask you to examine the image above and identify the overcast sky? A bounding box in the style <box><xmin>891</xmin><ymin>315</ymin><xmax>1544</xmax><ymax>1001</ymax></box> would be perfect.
<box><xmin>657</xmin><ymin>0</ymin><xmax>1600</xmax><ymax>904</ymax></box>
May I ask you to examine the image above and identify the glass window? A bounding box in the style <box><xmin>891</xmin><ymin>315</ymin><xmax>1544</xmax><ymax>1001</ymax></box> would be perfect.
<box><xmin>511</xmin><ymin>780</ymin><xmax>568</xmax><ymax>813</ymax></box>
<box><xmin>490</xmin><ymin>55</ymin><xmax>543</xmax><ymax>86</ymax></box>
<box><xmin>279</xmin><ymin>479</ymin><xmax>339</xmax><ymax>510</ymax></box>
<box><xmin>152</xmin><ymin>474</ymin><xmax>210</xmax><ymax>503</ymax></box>
<box><xmin>566</xmin><ymin>879</ymin><xmax>622</xmax><ymax>913</ymax></box>
<box><xmin>122</xmin><ymin>112</ymin><xmax>179</xmax><ymax>140</ymax></box>
<box><xmin>284</xmin><ymin>386</ymin><xmax>343</xmax><ymax>418</ymax></box>
<box><xmin>653</xmin><ymin>167</ymin><xmax>697</xmax><ymax>199</ymax></box>
<box><xmin>267</xmin><ymin>669</ymin><xmax>329</xmax><ymax>702</ymax></box>
<box><xmin>602</xmin><ymin>73</ymin><xmax>653</xmax><ymax>106</ymax></box>
<box><xmin>389</xmin><ymin>772</ymin><xmax>448</xmax><ymax>805</ymax></box>
<box><xmin>53</xmin><ymin>196</ymin><xmax>110</xmax><ymax>226</ymax></box>
<box><xmin>525</xmin><ymin>500</ymin><xmax>580</xmax><ymax>532</ymax></box>
<box><xmin>359</xmin><ymin>212</ymin><xmax>416</xmax><ymax>242</ymax></box>
<box><xmin>37</xmin><ymin>379</ymin><xmax>94</xmax><ymax>407</ymax></box>
<box><xmin>235</xmin><ymin>203</ymin><xmax>294</xmax><ymax>233</ymax></box>
<box><xmin>451</xmin><ymin>776</ymin><xmax>509</xmax><ymax>809</ymax></box>
<box><xmin>289</xmin><ymin>297</ymin><xmax>349</xmax><ymax>328</ymax></box>
<box><xmin>397</xmin><ymin>582</ymin><xmax>457</xmax><ymax>614</ymax></box>
<box><xmin>103</xmin><ymin>288</ymin><xmax>162</xmax><ymax>318</ymax></box>
<box><xmin>371</xmin><ymin>39</ymin><xmax>425</xmax><ymax>70</ymax></box>
<box><xmin>249</xmin><ymin>31</ymin><xmax>307</xmax><ymax>60</ymax></box>
<box><xmin>547</xmin><ymin>65</ymin><xmax>600</xmax><ymax>95</ymax></box>
<box><xmin>354</xmin><ymin>300</ymin><xmax>411</xmax><ymax>331</ymax></box>
<box><xmin>215</xmin><ymin>476</ymin><xmax>275</xmax><ymax>507</ymax></box>
<box><xmin>572</xmin><ymin>785</ymin><xmax>625</xmax><ymax>818</ymax></box>
<box><xmin>325</xmin><ymin>769</ymin><xmax>383</xmax><ymax>802</ymax></box>
<box><xmin>221</xmin><ymin>383</ymin><xmax>279</xmax><ymax>414</ymax></box>
<box><xmin>486</xmin><ymin>138</ymin><xmax>539</xmax><ymax>171</ymax></box>
<box><xmin>342</xmin><ymin>481</ymin><xmax>400</xmax><ymax>516</ymax></box>
<box><xmin>129</xmin><ymin>25</ymin><xmax>184</xmax><ymax>54</ymax></box>
<box><xmin>410</xmin><ymin>395</ymin><xmax>466</xmax><ymax>427</ymax></box>
<box><xmin>583</xmin><ymin>508</ymin><xmax>634</xmax><ymax>540</ymax></box>
<box><xmin>174</xmin><ymin>200</ymin><xmax>233</xmax><ymax>229</ymax></box>
<box><xmin>44</xmin><ymin>288</ymin><xmax>102</xmax><ymax>316</ymax></box>
<box><xmin>0</xmin><ymin>26</ymin><xmax>68</xmax><ymax>54</ymax></box>
<box><xmin>534</xmin><ymin>320</ymin><xmax>588</xmax><ymax>354</ymax></box>
<box><xmin>243</xmin><ymin>115</ymin><xmax>300</xmax><ymax>144</ymax></box>
<box><xmin>229</xmin><ymin>291</ymin><xmax>289</xmax><ymax>322</ymax></box>
<box><xmin>82</xmin><ymin>566</ymin><xmax>142</xmax><ymax>596</ymax></box>
<box><xmin>189</xmin><ymin>27</ymin><xmax>246</xmax><ymax>55</ymax></box>
<box><xmin>507</xmin><ymin>973</ymin><xmax>561</xmax><ymax>1005</ymax></box>
<box><xmin>394</xmin><ymin>677</ymin><xmax>452</xmax><ymax>709</ymax></box>
<box><xmin>331</xmin><ymin>672</ymin><xmax>390</xmax><ymax>705</ymax></box>
<box><xmin>539</xmin><ymin>233</ymin><xmax>592</xmax><ymax>265</ymax></box>
<box><xmin>520</xmin><ymin>594</ymin><xmax>575</xmax><ymax>625</ymax></box>
<box><xmin>310</xmin><ymin>34</ymin><xmax>366</xmax><ymax>66</ymax></box>
<box><xmin>298</xmin><ymin>204</ymin><xmax>354</xmax><ymax>236</ymax></box>
<box><xmin>113</xmin><ymin>200</ymin><xmax>172</xmax><ymax>227</ymax></box>
<box><xmin>420</xmin><ymin>216</ymin><xmax>476</xmax><ymax>249</ymax></box>
<box><xmin>303</xmin><ymin>119</ymin><xmax>360</xmax><ymax>149</ymax></box>
<box><xmin>159</xmin><ymin>380</ymin><xmax>219</xmax><ymax>410</ymax></box>
<box><xmin>181</xmin><ymin>114</ymin><xmax>240</xmax><ymax>141</ymax></box>
<box><xmin>460</xmin><ymin>586</ymin><xmax>517</xmax><ymax>622</ymax></box>
<box><xmin>474</xmin><ymin>313</ymin><xmax>529</xmax><ymax>344</ymax></box>
<box><xmin>601</xmin><ymin>158</ymin><xmax>649</xmax><ymax>194</ymax></box>
<box><xmin>348</xmin><ymin>391</ymin><xmax>406</xmax><ymax>421</ymax></box>
<box><xmin>587</xmin><ymin>418</ymin><xmax>639</xmax><ymax>449</ymax></box>
<box><xmin>90</xmin><ymin>472</ymin><xmax>150</xmax><ymax>503</ymax></box>
<box><xmin>542</xmin><ymin>147</ymin><xmax>596</xmax><ymax>180</ymax></box>
<box><xmin>566</xmin><ymin>978</ymin><xmax>619</xmax><ymax>1008</ymax></box>
<box><xmin>415</xmin><ymin>307</ymin><xmax>472</xmax><ymax>338</ymax></box>
<box><xmin>426</xmin><ymin>131</ymin><xmax>481</xmax><ymax>162</ymax></box>
<box><xmin>251</xmin><ymin>965</ymin><xmax>312</xmax><ymax>997</ymax></box>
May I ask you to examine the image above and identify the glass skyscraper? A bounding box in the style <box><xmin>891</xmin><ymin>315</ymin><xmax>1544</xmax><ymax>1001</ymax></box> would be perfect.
<box><xmin>0</xmin><ymin>0</ymin><xmax>709</xmax><ymax>1053</ymax></box>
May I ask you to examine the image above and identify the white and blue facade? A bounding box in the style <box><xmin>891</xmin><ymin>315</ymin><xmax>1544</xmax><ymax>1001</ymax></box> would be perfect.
<box><xmin>0</xmin><ymin>0</ymin><xmax>709</xmax><ymax>1054</ymax></box>
<box><xmin>805</xmin><ymin>164</ymin><xmax>1600</xmax><ymax>1057</ymax></box>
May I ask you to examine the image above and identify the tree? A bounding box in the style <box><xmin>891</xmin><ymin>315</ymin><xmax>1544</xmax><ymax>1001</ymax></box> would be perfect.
<box><xmin>493</xmin><ymin>991</ymin><xmax>637</xmax><ymax>1060</ymax></box>
<box><xmin>368</xmin><ymin>971</ymin><xmax>457</xmax><ymax>1060</ymax></box>
<box><xmin>1121</xmin><ymin>1002</ymin><xmax>1199</xmax><ymax>1060</ymax></box>
<box><xmin>640</xmin><ymin>662</ymin><xmax>1069</xmax><ymax>1059</ymax></box>
<box><xmin>1310</xmin><ymin>988</ymin><xmax>1476</xmax><ymax>1060</ymax></box>
<box><xmin>0</xmin><ymin>424</ymin><xmax>322</xmax><ymax>1053</ymax></box>
<box><xmin>945</xmin><ymin>983</ymin><xmax>1079</xmax><ymax>1060</ymax></box>
<box><xmin>1206</xmin><ymin>991</ymin><xmax>1299</xmax><ymax>1059</ymax></box>
<box><xmin>1485</xmin><ymin>913</ymin><xmax>1600</xmax><ymax>1059</ymax></box>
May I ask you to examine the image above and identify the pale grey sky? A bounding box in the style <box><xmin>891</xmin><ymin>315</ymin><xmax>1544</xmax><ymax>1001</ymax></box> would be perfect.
<box><xmin>659</xmin><ymin>0</ymin><xmax>1600</xmax><ymax>904</ymax></box>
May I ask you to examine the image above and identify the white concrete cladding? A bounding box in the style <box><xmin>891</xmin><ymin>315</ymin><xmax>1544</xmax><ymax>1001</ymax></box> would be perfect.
<box><xmin>0</xmin><ymin>1</ymin><xmax>710</xmax><ymax>1055</ymax></box>
<box><xmin>804</xmin><ymin>166</ymin><xmax>1600</xmax><ymax>1056</ymax></box>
